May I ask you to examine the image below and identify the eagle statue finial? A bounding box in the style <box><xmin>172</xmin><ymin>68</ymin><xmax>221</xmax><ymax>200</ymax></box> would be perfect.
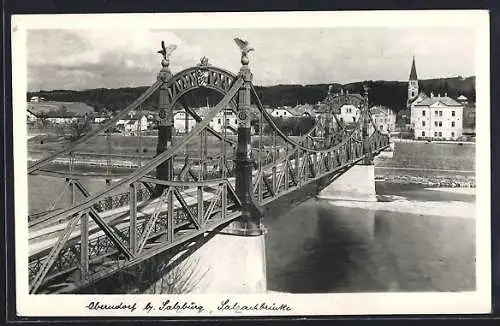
<box><xmin>157</xmin><ymin>41</ymin><xmax>177</xmax><ymax>68</ymax></box>
<box><xmin>234</xmin><ymin>37</ymin><xmax>254</xmax><ymax>65</ymax></box>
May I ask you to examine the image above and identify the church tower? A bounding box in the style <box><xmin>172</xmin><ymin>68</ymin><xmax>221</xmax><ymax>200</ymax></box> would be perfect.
<box><xmin>407</xmin><ymin>56</ymin><xmax>419</xmax><ymax>107</ymax></box>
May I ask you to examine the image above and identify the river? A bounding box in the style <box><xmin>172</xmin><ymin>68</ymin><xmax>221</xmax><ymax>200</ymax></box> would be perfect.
<box><xmin>27</xmin><ymin>175</ymin><xmax>476</xmax><ymax>293</ymax></box>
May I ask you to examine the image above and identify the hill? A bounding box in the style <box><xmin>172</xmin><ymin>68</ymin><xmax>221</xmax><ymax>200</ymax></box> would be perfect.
<box><xmin>27</xmin><ymin>76</ymin><xmax>475</xmax><ymax>114</ymax></box>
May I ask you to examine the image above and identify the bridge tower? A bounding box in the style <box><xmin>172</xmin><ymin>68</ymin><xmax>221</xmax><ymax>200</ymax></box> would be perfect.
<box><xmin>317</xmin><ymin>83</ymin><xmax>377</xmax><ymax>202</ymax></box>
<box><xmin>149</xmin><ymin>40</ymin><xmax>267</xmax><ymax>294</ymax></box>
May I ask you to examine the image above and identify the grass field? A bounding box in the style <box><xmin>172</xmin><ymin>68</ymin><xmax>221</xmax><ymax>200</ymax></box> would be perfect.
<box><xmin>28</xmin><ymin>132</ymin><xmax>292</xmax><ymax>158</ymax></box>
<box><xmin>377</xmin><ymin>141</ymin><xmax>475</xmax><ymax>171</ymax></box>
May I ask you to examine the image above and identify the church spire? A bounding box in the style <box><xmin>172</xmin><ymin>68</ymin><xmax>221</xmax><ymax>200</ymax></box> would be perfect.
<box><xmin>409</xmin><ymin>55</ymin><xmax>418</xmax><ymax>80</ymax></box>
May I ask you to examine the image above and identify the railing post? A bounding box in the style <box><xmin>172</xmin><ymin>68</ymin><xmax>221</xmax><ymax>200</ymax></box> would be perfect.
<box><xmin>362</xmin><ymin>84</ymin><xmax>374</xmax><ymax>165</ymax></box>
<box><xmin>80</xmin><ymin>210</ymin><xmax>89</xmax><ymax>281</ymax></box>
<box><xmin>155</xmin><ymin>42</ymin><xmax>175</xmax><ymax>196</ymax></box>
<box><xmin>129</xmin><ymin>182</ymin><xmax>137</xmax><ymax>255</ymax></box>
<box><xmin>233</xmin><ymin>40</ymin><xmax>262</xmax><ymax>236</ymax></box>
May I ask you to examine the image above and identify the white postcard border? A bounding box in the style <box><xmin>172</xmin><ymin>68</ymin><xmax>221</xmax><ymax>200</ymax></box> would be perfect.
<box><xmin>11</xmin><ymin>10</ymin><xmax>491</xmax><ymax>317</ymax></box>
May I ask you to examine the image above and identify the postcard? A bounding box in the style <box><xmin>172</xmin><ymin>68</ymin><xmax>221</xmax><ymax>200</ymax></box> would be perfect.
<box><xmin>11</xmin><ymin>10</ymin><xmax>490</xmax><ymax>316</ymax></box>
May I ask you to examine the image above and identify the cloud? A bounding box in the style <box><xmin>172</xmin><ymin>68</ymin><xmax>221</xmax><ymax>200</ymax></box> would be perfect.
<box><xmin>28</xmin><ymin>29</ymin><xmax>203</xmax><ymax>90</ymax></box>
<box><xmin>27</xmin><ymin>27</ymin><xmax>476</xmax><ymax>91</ymax></box>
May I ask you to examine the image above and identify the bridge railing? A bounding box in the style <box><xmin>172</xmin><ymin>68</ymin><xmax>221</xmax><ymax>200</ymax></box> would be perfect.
<box><xmin>28</xmin><ymin>76</ymin><xmax>245</xmax><ymax>294</ymax></box>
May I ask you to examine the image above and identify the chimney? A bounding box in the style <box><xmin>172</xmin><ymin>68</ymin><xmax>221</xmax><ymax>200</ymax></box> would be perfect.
<box><xmin>431</xmin><ymin>92</ymin><xmax>434</xmax><ymax>98</ymax></box>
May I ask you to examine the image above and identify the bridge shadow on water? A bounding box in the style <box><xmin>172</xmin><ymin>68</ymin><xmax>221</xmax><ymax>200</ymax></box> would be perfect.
<box><xmin>265</xmin><ymin>198</ymin><xmax>476</xmax><ymax>293</ymax></box>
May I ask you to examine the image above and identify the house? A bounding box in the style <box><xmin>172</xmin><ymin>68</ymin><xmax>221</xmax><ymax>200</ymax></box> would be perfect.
<box><xmin>270</xmin><ymin>107</ymin><xmax>294</xmax><ymax>118</ymax></box>
<box><xmin>411</xmin><ymin>94</ymin><xmax>464</xmax><ymax>140</ymax></box>
<box><xmin>370</xmin><ymin>106</ymin><xmax>396</xmax><ymax>134</ymax></box>
<box><xmin>287</xmin><ymin>104</ymin><xmax>315</xmax><ymax>117</ymax></box>
<box><xmin>94</xmin><ymin>117</ymin><xmax>107</xmax><ymax>123</ymax></box>
<box><xmin>407</xmin><ymin>57</ymin><xmax>464</xmax><ymax>140</ymax></box>
<box><xmin>338</xmin><ymin>103</ymin><xmax>361</xmax><ymax>124</ymax></box>
<box><xmin>27</xmin><ymin>101</ymin><xmax>94</xmax><ymax>124</ymax></box>
<box><xmin>208</xmin><ymin>109</ymin><xmax>238</xmax><ymax>133</ymax></box>
<box><xmin>123</xmin><ymin>115</ymin><xmax>148</xmax><ymax>135</ymax></box>
<box><xmin>173</xmin><ymin>111</ymin><xmax>196</xmax><ymax>133</ymax></box>
<box><xmin>29</xmin><ymin>96</ymin><xmax>46</xmax><ymax>103</ymax></box>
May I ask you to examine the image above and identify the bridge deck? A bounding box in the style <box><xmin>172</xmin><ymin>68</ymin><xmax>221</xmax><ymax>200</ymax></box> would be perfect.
<box><xmin>29</xmin><ymin>185</ymin><xmax>228</xmax><ymax>257</ymax></box>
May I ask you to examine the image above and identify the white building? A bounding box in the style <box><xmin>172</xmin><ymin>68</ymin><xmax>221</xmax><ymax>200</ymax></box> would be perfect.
<box><xmin>94</xmin><ymin>117</ymin><xmax>107</xmax><ymax>123</ymax></box>
<box><xmin>407</xmin><ymin>57</ymin><xmax>464</xmax><ymax>140</ymax></box>
<box><xmin>370</xmin><ymin>106</ymin><xmax>396</xmax><ymax>134</ymax></box>
<box><xmin>411</xmin><ymin>94</ymin><xmax>464</xmax><ymax>140</ymax></box>
<box><xmin>46</xmin><ymin>117</ymin><xmax>79</xmax><ymax>124</ymax></box>
<box><xmin>270</xmin><ymin>108</ymin><xmax>294</xmax><ymax>118</ymax></box>
<box><xmin>209</xmin><ymin>110</ymin><xmax>238</xmax><ymax>133</ymax></box>
<box><xmin>122</xmin><ymin>115</ymin><xmax>148</xmax><ymax>135</ymax></box>
<box><xmin>173</xmin><ymin>111</ymin><xmax>196</xmax><ymax>133</ymax></box>
<box><xmin>338</xmin><ymin>104</ymin><xmax>360</xmax><ymax>124</ymax></box>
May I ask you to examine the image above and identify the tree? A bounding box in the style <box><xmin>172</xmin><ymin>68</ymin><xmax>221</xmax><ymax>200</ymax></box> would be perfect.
<box><xmin>69</xmin><ymin>117</ymin><xmax>92</xmax><ymax>141</ymax></box>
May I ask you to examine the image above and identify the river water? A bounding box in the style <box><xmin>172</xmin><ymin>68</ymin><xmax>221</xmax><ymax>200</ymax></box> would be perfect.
<box><xmin>265</xmin><ymin>182</ymin><xmax>476</xmax><ymax>293</ymax></box>
<box><xmin>27</xmin><ymin>175</ymin><xmax>476</xmax><ymax>293</ymax></box>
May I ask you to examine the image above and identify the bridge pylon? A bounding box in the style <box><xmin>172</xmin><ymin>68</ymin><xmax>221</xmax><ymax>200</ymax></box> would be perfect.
<box><xmin>229</xmin><ymin>42</ymin><xmax>263</xmax><ymax>236</ymax></box>
<box><xmin>155</xmin><ymin>44</ymin><xmax>175</xmax><ymax>196</ymax></box>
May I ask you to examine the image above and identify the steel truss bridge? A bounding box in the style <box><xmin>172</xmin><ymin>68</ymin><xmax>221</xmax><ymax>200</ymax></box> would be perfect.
<box><xmin>26</xmin><ymin>40</ymin><xmax>390</xmax><ymax>294</ymax></box>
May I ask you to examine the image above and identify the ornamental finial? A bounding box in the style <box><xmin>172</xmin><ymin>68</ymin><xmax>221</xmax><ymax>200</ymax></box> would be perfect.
<box><xmin>234</xmin><ymin>37</ymin><xmax>254</xmax><ymax>65</ymax></box>
<box><xmin>157</xmin><ymin>40</ymin><xmax>177</xmax><ymax>68</ymax></box>
<box><xmin>199</xmin><ymin>56</ymin><xmax>209</xmax><ymax>66</ymax></box>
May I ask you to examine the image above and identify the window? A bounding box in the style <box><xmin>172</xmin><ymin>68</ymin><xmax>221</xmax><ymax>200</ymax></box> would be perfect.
<box><xmin>422</xmin><ymin>121</ymin><xmax>426</xmax><ymax>127</ymax></box>
<box><xmin>438</xmin><ymin>121</ymin><xmax>442</xmax><ymax>127</ymax></box>
<box><xmin>380</xmin><ymin>125</ymin><xmax>384</xmax><ymax>130</ymax></box>
<box><xmin>353</xmin><ymin>117</ymin><xmax>356</xmax><ymax>122</ymax></box>
<box><xmin>422</xmin><ymin>110</ymin><xmax>426</xmax><ymax>116</ymax></box>
<box><xmin>283</xmin><ymin>111</ymin><xmax>287</xmax><ymax>116</ymax></box>
<box><xmin>452</xmin><ymin>132</ymin><xmax>455</xmax><ymax>137</ymax></box>
<box><xmin>217</xmin><ymin>118</ymin><xmax>221</xmax><ymax>124</ymax></box>
<box><xmin>439</xmin><ymin>131</ymin><xmax>442</xmax><ymax>137</ymax></box>
<box><xmin>234</xmin><ymin>119</ymin><xmax>237</xmax><ymax>124</ymax></box>
<box><xmin>439</xmin><ymin>111</ymin><xmax>443</xmax><ymax>117</ymax></box>
<box><xmin>452</xmin><ymin>110</ymin><xmax>456</xmax><ymax>117</ymax></box>
<box><xmin>451</xmin><ymin>121</ymin><xmax>455</xmax><ymax>127</ymax></box>
<box><xmin>226</xmin><ymin>118</ymin><xmax>229</xmax><ymax>125</ymax></box>
<box><xmin>434</xmin><ymin>121</ymin><xmax>438</xmax><ymax>127</ymax></box>
<box><xmin>422</xmin><ymin>131</ymin><xmax>425</xmax><ymax>137</ymax></box>
<box><xmin>434</xmin><ymin>110</ymin><xmax>438</xmax><ymax>115</ymax></box>
<box><xmin>434</xmin><ymin>132</ymin><xmax>437</xmax><ymax>137</ymax></box>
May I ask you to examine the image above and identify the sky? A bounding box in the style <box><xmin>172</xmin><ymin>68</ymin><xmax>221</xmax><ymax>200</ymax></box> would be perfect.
<box><xmin>26</xmin><ymin>27</ymin><xmax>476</xmax><ymax>91</ymax></box>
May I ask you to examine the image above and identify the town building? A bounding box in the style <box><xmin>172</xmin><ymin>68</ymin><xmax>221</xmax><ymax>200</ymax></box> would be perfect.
<box><xmin>270</xmin><ymin>107</ymin><xmax>294</xmax><ymax>118</ymax></box>
<box><xmin>411</xmin><ymin>93</ymin><xmax>464</xmax><ymax>140</ymax></box>
<box><xmin>27</xmin><ymin>101</ymin><xmax>94</xmax><ymax>125</ymax></box>
<box><xmin>29</xmin><ymin>96</ymin><xmax>46</xmax><ymax>103</ymax></box>
<box><xmin>370</xmin><ymin>106</ymin><xmax>396</xmax><ymax>134</ymax></box>
<box><xmin>407</xmin><ymin>57</ymin><xmax>464</xmax><ymax>140</ymax></box>
<box><xmin>173</xmin><ymin>110</ymin><xmax>196</xmax><ymax>134</ymax></box>
<box><xmin>208</xmin><ymin>109</ymin><xmax>238</xmax><ymax>133</ymax></box>
<box><xmin>123</xmin><ymin>115</ymin><xmax>148</xmax><ymax>135</ymax></box>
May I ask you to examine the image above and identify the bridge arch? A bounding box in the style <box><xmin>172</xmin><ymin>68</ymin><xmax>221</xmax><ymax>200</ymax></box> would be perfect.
<box><xmin>161</xmin><ymin>64</ymin><xmax>239</xmax><ymax>111</ymax></box>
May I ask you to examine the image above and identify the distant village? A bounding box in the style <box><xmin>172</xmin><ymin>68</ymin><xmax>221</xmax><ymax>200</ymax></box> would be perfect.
<box><xmin>26</xmin><ymin>58</ymin><xmax>476</xmax><ymax>142</ymax></box>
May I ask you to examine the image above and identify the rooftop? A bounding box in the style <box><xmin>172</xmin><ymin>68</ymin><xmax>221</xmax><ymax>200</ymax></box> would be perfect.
<box><xmin>414</xmin><ymin>96</ymin><xmax>463</xmax><ymax>107</ymax></box>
